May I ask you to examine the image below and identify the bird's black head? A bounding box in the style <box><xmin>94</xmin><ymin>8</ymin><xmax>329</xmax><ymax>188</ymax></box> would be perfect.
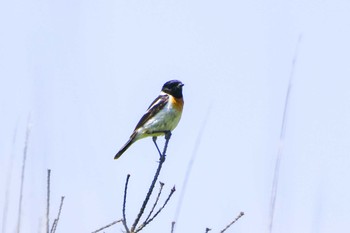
<box><xmin>162</xmin><ymin>80</ymin><xmax>184</xmax><ymax>98</ymax></box>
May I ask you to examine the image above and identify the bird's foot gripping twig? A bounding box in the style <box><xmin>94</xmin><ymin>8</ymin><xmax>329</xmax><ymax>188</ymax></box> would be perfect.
<box><xmin>164</xmin><ymin>131</ymin><xmax>171</xmax><ymax>140</ymax></box>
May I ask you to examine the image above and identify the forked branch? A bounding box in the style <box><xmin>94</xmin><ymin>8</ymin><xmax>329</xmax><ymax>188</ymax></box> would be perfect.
<box><xmin>130</xmin><ymin>132</ymin><xmax>172</xmax><ymax>232</ymax></box>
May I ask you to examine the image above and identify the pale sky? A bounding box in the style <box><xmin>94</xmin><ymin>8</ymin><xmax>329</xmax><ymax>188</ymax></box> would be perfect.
<box><xmin>1</xmin><ymin>0</ymin><xmax>350</xmax><ymax>233</ymax></box>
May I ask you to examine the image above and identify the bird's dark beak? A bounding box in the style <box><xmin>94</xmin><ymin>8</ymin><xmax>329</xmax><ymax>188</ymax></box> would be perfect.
<box><xmin>179</xmin><ymin>83</ymin><xmax>184</xmax><ymax>87</ymax></box>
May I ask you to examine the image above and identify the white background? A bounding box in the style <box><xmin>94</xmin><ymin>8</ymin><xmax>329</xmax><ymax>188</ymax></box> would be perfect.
<box><xmin>1</xmin><ymin>0</ymin><xmax>350</xmax><ymax>232</ymax></box>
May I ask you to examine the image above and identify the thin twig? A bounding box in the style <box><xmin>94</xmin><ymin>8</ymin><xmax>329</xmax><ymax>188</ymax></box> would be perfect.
<box><xmin>122</xmin><ymin>174</ymin><xmax>131</xmax><ymax>233</ymax></box>
<box><xmin>161</xmin><ymin>131</ymin><xmax>172</xmax><ymax>159</ymax></box>
<box><xmin>91</xmin><ymin>219</ymin><xmax>123</xmax><ymax>233</ymax></box>
<box><xmin>136</xmin><ymin>186</ymin><xmax>176</xmax><ymax>232</ymax></box>
<box><xmin>130</xmin><ymin>155</ymin><xmax>165</xmax><ymax>232</ymax></box>
<box><xmin>145</xmin><ymin>186</ymin><xmax>176</xmax><ymax>225</ymax></box>
<box><xmin>51</xmin><ymin>219</ymin><xmax>57</xmax><ymax>233</ymax></box>
<box><xmin>46</xmin><ymin>169</ymin><xmax>51</xmax><ymax>233</ymax></box>
<box><xmin>171</xmin><ymin>221</ymin><xmax>176</xmax><ymax>233</ymax></box>
<box><xmin>50</xmin><ymin>196</ymin><xmax>65</xmax><ymax>233</ymax></box>
<box><xmin>16</xmin><ymin>116</ymin><xmax>31</xmax><ymax>233</ymax></box>
<box><xmin>130</xmin><ymin>133</ymin><xmax>171</xmax><ymax>232</ymax></box>
<box><xmin>219</xmin><ymin>211</ymin><xmax>245</xmax><ymax>233</ymax></box>
<box><xmin>269</xmin><ymin>34</ymin><xmax>302</xmax><ymax>233</ymax></box>
<box><xmin>144</xmin><ymin>182</ymin><xmax>165</xmax><ymax>223</ymax></box>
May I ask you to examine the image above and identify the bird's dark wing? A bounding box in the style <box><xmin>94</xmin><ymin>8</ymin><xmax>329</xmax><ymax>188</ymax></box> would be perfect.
<box><xmin>134</xmin><ymin>94</ymin><xmax>169</xmax><ymax>130</ymax></box>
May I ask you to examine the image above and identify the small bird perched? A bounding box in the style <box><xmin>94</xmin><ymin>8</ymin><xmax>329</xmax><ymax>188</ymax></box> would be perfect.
<box><xmin>114</xmin><ymin>80</ymin><xmax>184</xmax><ymax>159</ymax></box>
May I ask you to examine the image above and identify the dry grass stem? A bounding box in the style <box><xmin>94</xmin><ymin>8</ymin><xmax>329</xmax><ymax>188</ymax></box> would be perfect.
<box><xmin>46</xmin><ymin>169</ymin><xmax>51</xmax><ymax>233</ymax></box>
<box><xmin>269</xmin><ymin>34</ymin><xmax>302</xmax><ymax>232</ymax></box>
<box><xmin>16</xmin><ymin>117</ymin><xmax>31</xmax><ymax>233</ymax></box>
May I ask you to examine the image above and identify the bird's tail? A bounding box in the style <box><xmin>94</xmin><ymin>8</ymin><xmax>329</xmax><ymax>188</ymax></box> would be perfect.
<box><xmin>114</xmin><ymin>133</ymin><xmax>137</xmax><ymax>159</ymax></box>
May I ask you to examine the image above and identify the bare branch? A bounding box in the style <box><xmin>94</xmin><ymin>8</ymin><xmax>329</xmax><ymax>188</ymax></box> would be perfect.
<box><xmin>136</xmin><ymin>186</ymin><xmax>176</xmax><ymax>232</ymax></box>
<box><xmin>162</xmin><ymin>131</ymin><xmax>172</xmax><ymax>158</ymax></box>
<box><xmin>145</xmin><ymin>186</ymin><xmax>176</xmax><ymax>225</ymax></box>
<box><xmin>122</xmin><ymin>174</ymin><xmax>131</xmax><ymax>233</ymax></box>
<box><xmin>144</xmin><ymin>182</ymin><xmax>165</xmax><ymax>223</ymax></box>
<box><xmin>91</xmin><ymin>219</ymin><xmax>123</xmax><ymax>233</ymax></box>
<box><xmin>50</xmin><ymin>196</ymin><xmax>65</xmax><ymax>233</ymax></box>
<box><xmin>219</xmin><ymin>211</ymin><xmax>244</xmax><ymax>233</ymax></box>
<box><xmin>171</xmin><ymin>221</ymin><xmax>176</xmax><ymax>233</ymax></box>
<box><xmin>130</xmin><ymin>132</ymin><xmax>171</xmax><ymax>232</ymax></box>
<box><xmin>130</xmin><ymin>155</ymin><xmax>165</xmax><ymax>232</ymax></box>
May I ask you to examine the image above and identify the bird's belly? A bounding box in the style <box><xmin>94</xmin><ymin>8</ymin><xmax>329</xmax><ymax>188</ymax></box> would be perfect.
<box><xmin>140</xmin><ymin>107</ymin><xmax>182</xmax><ymax>136</ymax></box>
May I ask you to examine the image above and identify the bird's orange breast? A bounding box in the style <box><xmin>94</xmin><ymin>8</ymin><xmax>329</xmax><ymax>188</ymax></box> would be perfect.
<box><xmin>169</xmin><ymin>96</ymin><xmax>184</xmax><ymax>111</ymax></box>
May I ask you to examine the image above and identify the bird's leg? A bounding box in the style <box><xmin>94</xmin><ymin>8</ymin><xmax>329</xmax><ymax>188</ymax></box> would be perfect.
<box><xmin>152</xmin><ymin>136</ymin><xmax>162</xmax><ymax>157</ymax></box>
<box><xmin>164</xmin><ymin>131</ymin><xmax>172</xmax><ymax>140</ymax></box>
<box><xmin>151</xmin><ymin>131</ymin><xmax>172</xmax><ymax>159</ymax></box>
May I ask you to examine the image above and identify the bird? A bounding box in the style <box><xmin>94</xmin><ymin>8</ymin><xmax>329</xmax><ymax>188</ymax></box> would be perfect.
<box><xmin>114</xmin><ymin>80</ymin><xmax>184</xmax><ymax>159</ymax></box>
